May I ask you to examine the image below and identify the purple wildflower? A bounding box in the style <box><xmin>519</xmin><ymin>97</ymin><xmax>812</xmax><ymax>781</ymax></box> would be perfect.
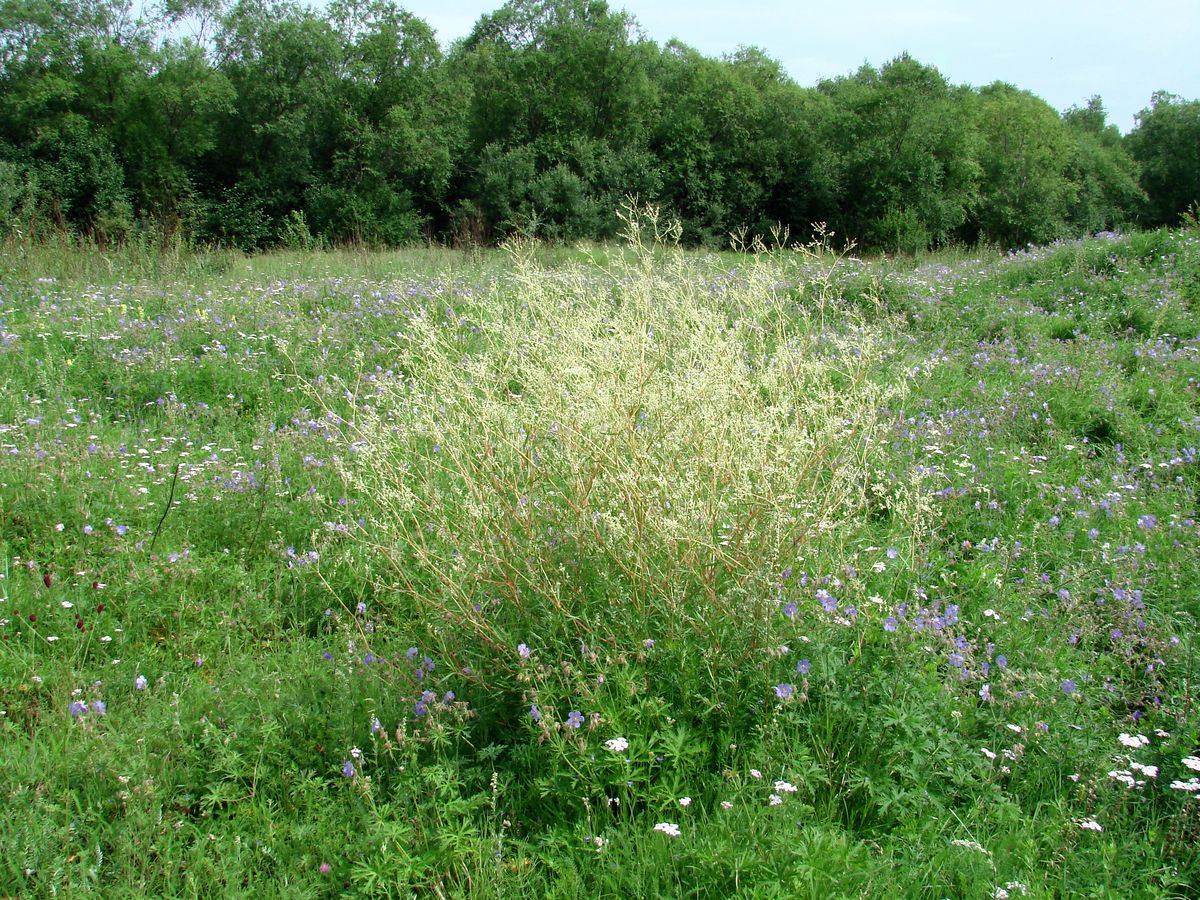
<box><xmin>774</xmin><ymin>683</ymin><xmax>794</xmax><ymax>700</ymax></box>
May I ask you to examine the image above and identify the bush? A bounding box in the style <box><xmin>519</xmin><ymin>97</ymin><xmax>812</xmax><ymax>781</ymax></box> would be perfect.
<box><xmin>328</xmin><ymin>208</ymin><xmax>921</xmax><ymax>823</ymax></box>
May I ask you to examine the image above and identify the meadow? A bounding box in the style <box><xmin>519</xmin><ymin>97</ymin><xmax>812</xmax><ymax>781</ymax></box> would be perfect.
<box><xmin>2</xmin><ymin>213</ymin><xmax>1200</xmax><ymax>897</ymax></box>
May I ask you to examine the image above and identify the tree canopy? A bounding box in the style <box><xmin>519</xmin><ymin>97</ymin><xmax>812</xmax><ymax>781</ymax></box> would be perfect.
<box><xmin>0</xmin><ymin>0</ymin><xmax>1192</xmax><ymax>250</ymax></box>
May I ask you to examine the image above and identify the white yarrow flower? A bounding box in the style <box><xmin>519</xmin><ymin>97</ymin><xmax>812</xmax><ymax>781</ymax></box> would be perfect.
<box><xmin>653</xmin><ymin>822</ymin><xmax>680</xmax><ymax>837</ymax></box>
<box><xmin>604</xmin><ymin>737</ymin><xmax>629</xmax><ymax>753</ymax></box>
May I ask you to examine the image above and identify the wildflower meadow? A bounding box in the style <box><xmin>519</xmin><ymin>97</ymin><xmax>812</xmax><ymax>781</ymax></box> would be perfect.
<box><xmin>2</xmin><ymin>212</ymin><xmax>1200</xmax><ymax>896</ymax></box>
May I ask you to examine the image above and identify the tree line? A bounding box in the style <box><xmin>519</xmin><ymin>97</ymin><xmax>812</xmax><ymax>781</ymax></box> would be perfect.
<box><xmin>2</xmin><ymin>0</ymin><xmax>1198</xmax><ymax>252</ymax></box>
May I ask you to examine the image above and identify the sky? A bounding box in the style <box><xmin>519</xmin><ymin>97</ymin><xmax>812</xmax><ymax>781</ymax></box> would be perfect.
<box><xmin>399</xmin><ymin>0</ymin><xmax>1200</xmax><ymax>133</ymax></box>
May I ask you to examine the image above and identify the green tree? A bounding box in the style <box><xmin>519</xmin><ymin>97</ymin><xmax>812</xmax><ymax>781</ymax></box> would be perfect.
<box><xmin>0</xmin><ymin>0</ymin><xmax>143</xmax><ymax>238</ymax></box>
<box><xmin>204</xmin><ymin>0</ymin><xmax>345</xmax><ymax>246</ymax></box>
<box><xmin>1128</xmin><ymin>92</ymin><xmax>1200</xmax><ymax>226</ymax></box>
<box><xmin>648</xmin><ymin>43</ymin><xmax>830</xmax><ymax>245</ymax></box>
<box><xmin>453</xmin><ymin>0</ymin><xmax>659</xmax><ymax>239</ymax></box>
<box><xmin>115</xmin><ymin>41</ymin><xmax>234</xmax><ymax>234</ymax></box>
<box><xmin>816</xmin><ymin>55</ymin><xmax>979</xmax><ymax>253</ymax></box>
<box><xmin>972</xmin><ymin>82</ymin><xmax>1076</xmax><ymax>247</ymax></box>
<box><xmin>1061</xmin><ymin>96</ymin><xmax>1143</xmax><ymax>234</ymax></box>
<box><xmin>306</xmin><ymin>0</ymin><xmax>462</xmax><ymax>244</ymax></box>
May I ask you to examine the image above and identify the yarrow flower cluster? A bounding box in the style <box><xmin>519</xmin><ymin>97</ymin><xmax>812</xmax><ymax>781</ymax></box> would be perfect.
<box><xmin>993</xmin><ymin>882</ymin><xmax>1028</xmax><ymax>899</ymax></box>
<box><xmin>1169</xmin><ymin>756</ymin><xmax>1200</xmax><ymax>792</ymax></box>
<box><xmin>653</xmin><ymin>822</ymin><xmax>680</xmax><ymax>837</ymax></box>
<box><xmin>1118</xmin><ymin>732</ymin><xmax>1150</xmax><ymax>749</ymax></box>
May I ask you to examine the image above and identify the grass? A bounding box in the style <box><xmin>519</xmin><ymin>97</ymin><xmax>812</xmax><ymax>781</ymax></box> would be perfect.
<box><xmin>1</xmin><ymin>216</ymin><xmax>1199</xmax><ymax>897</ymax></box>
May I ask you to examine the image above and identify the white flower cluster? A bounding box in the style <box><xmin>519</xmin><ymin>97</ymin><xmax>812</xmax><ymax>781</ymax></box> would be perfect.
<box><xmin>1117</xmin><ymin>732</ymin><xmax>1149</xmax><ymax>749</ymax></box>
<box><xmin>949</xmin><ymin>839</ymin><xmax>991</xmax><ymax>856</ymax></box>
<box><xmin>993</xmin><ymin>882</ymin><xmax>1027</xmax><ymax>900</ymax></box>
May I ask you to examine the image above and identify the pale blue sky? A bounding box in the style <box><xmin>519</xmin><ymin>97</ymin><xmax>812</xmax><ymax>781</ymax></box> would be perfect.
<box><xmin>402</xmin><ymin>0</ymin><xmax>1199</xmax><ymax>132</ymax></box>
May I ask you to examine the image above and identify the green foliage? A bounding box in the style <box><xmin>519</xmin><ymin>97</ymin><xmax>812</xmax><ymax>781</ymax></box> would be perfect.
<box><xmin>0</xmin><ymin>156</ymin><xmax>37</xmax><ymax>239</ymax></box>
<box><xmin>817</xmin><ymin>55</ymin><xmax>980</xmax><ymax>252</ymax></box>
<box><xmin>3</xmin><ymin>227</ymin><xmax>1200</xmax><ymax>895</ymax></box>
<box><xmin>0</xmin><ymin>0</ymin><xmax>1191</xmax><ymax>251</ymax></box>
<box><xmin>1062</xmin><ymin>97</ymin><xmax>1145</xmax><ymax>235</ymax></box>
<box><xmin>972</xmin><ymin>83</ymin><xmax>1078</xmax><ymax>248</ymax></box>
<box><xmin>1129</xmin><ymin>92</ymin><xmax>1200</xmax><ymax>226</ymax></box>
